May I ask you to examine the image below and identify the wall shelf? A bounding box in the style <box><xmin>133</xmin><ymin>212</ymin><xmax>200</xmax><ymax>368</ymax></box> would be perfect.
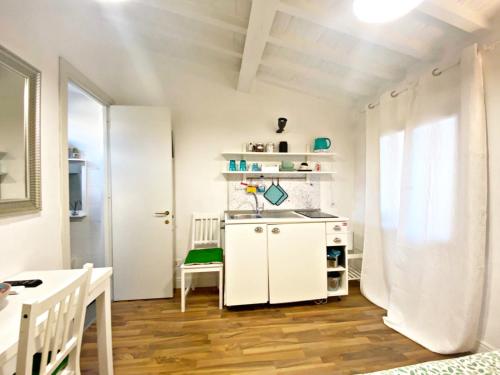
<box><xmin>222</xmin><ymin>151</ymin><xmax>335</xmax><ymax>158</ymax></box>
<box><xmin>70</xmin><ymin>211</ymin><xmax>87</xmax><ymax>219</ymax></box>
<box><xmin>222</xmin><ymin>171</ymin><xmax>336</xmax><ymax>176</ymax></box>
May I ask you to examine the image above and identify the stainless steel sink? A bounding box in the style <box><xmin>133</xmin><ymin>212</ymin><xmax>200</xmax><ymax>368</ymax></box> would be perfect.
<box><xmin>228</xmin><ymin>211</ymin><xmax>302</xmax><ymax>220</ymax></box>
<box><xmin>228</xmin><ymin>213</ymin><xmax>263</xmax><ymax>220</ymax></box>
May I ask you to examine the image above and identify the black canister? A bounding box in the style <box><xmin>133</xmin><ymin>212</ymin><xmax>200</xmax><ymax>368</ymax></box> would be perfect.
<box><xmin>279</xmin><ymin>141</ymin><xmax>288</xmax><ymax>153</ymax></box>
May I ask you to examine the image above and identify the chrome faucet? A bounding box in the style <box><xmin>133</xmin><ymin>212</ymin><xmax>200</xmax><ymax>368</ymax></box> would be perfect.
<box><xmin>251</xmin><ymin>193</ymin><xmax>263</xmax><ymax>216</ymax></box>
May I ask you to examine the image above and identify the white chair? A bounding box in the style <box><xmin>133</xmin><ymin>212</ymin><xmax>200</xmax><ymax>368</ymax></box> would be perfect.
<box><xmin>180</xmin><ymin>213</ymin><xmax>223</xmax><ymax>312</ymax></box>
<box><xmin>16</xmin><ymin>264</ymin><xmax>93</xmax><ymax>375</ymax></box>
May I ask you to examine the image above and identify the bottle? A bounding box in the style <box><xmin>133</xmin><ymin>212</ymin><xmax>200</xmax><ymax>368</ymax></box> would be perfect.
<box><xmin>257</xmin><ymin>176</ymin><xmax>266</xmax><ymax>193</ymax></box>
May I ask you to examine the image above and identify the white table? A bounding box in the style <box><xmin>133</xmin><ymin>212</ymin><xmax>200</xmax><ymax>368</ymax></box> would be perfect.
<box><xmin>0</xmin><ymin>268</ymin><xmax>114</xmax><ymax>375</ymax></box>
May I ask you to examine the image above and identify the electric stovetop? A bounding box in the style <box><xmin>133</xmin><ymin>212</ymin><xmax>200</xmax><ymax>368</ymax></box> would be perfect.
<box><xmin>294</xmin><ymin>210</ymin><xmax>338</xmax><ymax>219</ymax></box>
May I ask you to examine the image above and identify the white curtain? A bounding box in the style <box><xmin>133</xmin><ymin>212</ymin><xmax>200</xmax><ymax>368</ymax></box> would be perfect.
<box><xmin>361</xmin><ymin>44</ymin><xmax>488</xmax><ymax>354</ymax></box>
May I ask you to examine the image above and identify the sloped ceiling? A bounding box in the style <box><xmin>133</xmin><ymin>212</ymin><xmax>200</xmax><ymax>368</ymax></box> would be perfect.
<box><xmin>11</xmin><ymin>0</ymin><xmax>500</xmax><ymax>103</ymax></box>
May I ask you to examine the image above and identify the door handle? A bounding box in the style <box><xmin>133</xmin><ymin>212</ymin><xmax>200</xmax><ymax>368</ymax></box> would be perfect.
<box><xmin>271</xmin><ymin>228</ymin><xmax>280</xmax><ymax>234</ymax></box>
<box><xmin>154</xmin><ymin>210</ymin><xmax>170</xmax><ymax>217</ymax></box>
<box><xmin>255</xmin><ymin>227</ymin><xmax>263</xmax><ymax>233</ymax></box>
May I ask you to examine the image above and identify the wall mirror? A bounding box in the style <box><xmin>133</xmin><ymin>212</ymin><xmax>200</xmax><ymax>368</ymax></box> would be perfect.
<box><xmin>0</xmin><ymin>45</ymin><xmax>41</xmax><ymax>217</ymax></box>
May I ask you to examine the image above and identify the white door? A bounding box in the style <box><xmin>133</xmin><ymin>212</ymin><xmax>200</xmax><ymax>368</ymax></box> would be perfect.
<box><xmin>268</xmin><ymin>223</ymin><xmax>327</xmax><ymax>303</ymax></box>
<box><xmin>225</xmin><ymin>224</ymin><xmax>268</xmax><ymax>306</ymax></box>
<box><xmin>110</xmin><ymin>106</ymin><xmax>173</xmax><ymax>300</ymax></box>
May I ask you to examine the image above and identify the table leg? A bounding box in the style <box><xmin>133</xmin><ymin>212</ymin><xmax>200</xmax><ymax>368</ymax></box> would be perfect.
<box><xmin>96</xmin><ymin>279</ymin><xmax>114</xmax><ymax>375</ymax></box>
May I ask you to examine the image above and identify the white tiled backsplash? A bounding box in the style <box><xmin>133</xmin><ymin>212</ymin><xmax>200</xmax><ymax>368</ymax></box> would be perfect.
<box><xmin>228</xmin><ymin>177</ymin><xmax>320</xmax><ymax>211</ymax></box>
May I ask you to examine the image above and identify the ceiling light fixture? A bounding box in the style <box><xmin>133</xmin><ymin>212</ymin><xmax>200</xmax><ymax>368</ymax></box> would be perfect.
<box><xmin>353</xmin><ymin>0</ymin><xmax>424</xmax><ymax>23</ymax></box>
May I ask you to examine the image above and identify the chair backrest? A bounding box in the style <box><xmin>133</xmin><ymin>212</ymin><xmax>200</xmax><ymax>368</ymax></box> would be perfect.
<box><xmin>191</xmin><ymin>213</ymin><xmax>221</xmax><ymax>249</ymax></box>
<box><xmin>16</xmin><ymin>264</ymin><xmax>92</xmax><ymax>375</ymax></box>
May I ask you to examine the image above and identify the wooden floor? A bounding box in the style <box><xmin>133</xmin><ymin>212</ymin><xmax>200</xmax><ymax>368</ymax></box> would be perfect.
<box><xmin>81</xmin><ymin>283</ymin><xmax>453</xmax><ymax>374</ymax></box>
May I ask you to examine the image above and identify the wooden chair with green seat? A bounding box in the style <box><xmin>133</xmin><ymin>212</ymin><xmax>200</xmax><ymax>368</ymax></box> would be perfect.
<box><xmin>180</xmin><ymin>213</ymin><xmax>223</xmax><ymax>312</ymax></box>
<box><xmin>15</xmin><ymin>264</ymin><xmax>92</xmax><ymax>374</ymax></box>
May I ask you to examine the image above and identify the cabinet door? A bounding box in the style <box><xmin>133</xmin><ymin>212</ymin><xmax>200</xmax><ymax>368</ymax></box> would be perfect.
<box><xmin>225</xmin><ymin>224</ymin><xmax>268</xmax><ymax>306</ymax></box>
<box><xmin>268</xmin><ymin>223</ymin><xmax>327</xmax><ymax>303</ymax></box>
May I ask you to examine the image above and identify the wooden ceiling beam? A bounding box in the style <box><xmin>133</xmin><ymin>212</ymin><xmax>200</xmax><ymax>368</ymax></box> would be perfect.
<box><xmin>418</xmin><ymin>0</ymin><xmax>490</xmax><ymax>33</ymax></box>
<box><xmin>277</xmin><ymin>2</ymin><xmax>433</xmax><ymax>61</ymax></box>
<box><xmin>237</xmin><ymin>0</ymin><xmax>279</xmax><ymax>92</ymax></box>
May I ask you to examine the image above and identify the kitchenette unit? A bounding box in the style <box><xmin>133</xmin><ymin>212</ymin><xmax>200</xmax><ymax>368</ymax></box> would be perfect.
<box><xmin>224</xmin><ymin>210</ymin><xmax>350</xmax><ymax>306</ymax></box>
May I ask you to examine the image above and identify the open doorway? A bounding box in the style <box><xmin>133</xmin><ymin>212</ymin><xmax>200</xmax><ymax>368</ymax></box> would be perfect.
<box><xmin>67</xmin><ymin>83</ymin><xmax>107</xmax><ymax>268</ymax></box>
<box><xmin>59</xmin><ymin>58</ymin><xmax>114</xmax><ymax>270</ymax></box>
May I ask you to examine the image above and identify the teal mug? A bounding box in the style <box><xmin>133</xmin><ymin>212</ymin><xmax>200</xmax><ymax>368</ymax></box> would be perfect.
<box><xmin>313</xmin><ymin>137</ymin><xmax>331</xmax><ymax>151</ymax></box>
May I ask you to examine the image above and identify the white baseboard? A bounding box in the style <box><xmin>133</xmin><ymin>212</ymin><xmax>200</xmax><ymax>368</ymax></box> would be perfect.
<box><xmin>475</xmin><ymin>340</ymin><xmax>495</xmax><ymax>353</ymax></box>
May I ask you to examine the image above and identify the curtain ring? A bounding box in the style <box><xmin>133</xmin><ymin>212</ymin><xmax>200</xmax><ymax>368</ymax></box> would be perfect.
<box><xmin>390</xmin><ymin>90</ymin><xmax>399</xmax><ymax>98</ymax></box>
<box><xmin>432</xmin><ymin>68</ymin><xmax>442</xmax><ymax>76</ymax></box>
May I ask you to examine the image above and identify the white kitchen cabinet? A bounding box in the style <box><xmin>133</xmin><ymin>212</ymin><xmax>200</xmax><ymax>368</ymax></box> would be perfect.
<box><xmin>267</xmin><ymin>223</ymin><xmax>327</xmax><ymax>303</ymax></box>
<box><xmin>225</xmin><ymin>224</ymin><xmax>268</xmax><ymax>306</ymax></box>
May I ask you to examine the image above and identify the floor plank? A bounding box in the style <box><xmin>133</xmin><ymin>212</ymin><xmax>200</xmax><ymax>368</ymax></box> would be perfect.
<box><xmin>81</xmin><ymin>283</ymin><xmax>455</xmax><ymax>374</ymax></box>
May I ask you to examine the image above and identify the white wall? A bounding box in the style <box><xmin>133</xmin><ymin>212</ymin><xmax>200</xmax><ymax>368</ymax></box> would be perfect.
<box><xmin>68</xmin><ymin>84</ymin><xmax>106</xmax><ymax>269</ymax></box>
<box><xmin>479</xmin><ymin>45</ymin><xmax>500</xmax><ymax>350</ymax></box>
<box><xmin>0</xmin><ymin>7</ymin><xmax>65</xmax><ymax>280</ymax></box>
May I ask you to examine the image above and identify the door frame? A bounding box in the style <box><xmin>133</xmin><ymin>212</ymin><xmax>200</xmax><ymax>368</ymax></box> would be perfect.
<box><xmin>59</xmin><ymin>58</ymin><xmax>115</xmax><ymax>269</ymax></box>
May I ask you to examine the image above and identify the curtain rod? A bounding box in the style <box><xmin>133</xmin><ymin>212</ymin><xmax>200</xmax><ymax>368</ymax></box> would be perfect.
<box><xmin>361</xmin><ymin>60</ymin><xmax>459</xmax><ymax>112</ymax></box>
<box><xmin>483</xmin><ymin>39</ymin><xmax>500</xmax><ymax>52</ymax></box>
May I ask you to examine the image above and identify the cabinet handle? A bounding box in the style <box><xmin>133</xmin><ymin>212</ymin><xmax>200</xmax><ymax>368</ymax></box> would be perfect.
<box><xmin>334</xmin><ymin>237</ymin><xmax>342</xmax><ymax>243</ymax></box>
<box><xmin>334</xmin><ymin>225</ymin><xmax>341</xmax><ymax>231</ymax></box>
<box><xmin>272</xmin><ymin>228</ymin><xmax>280</xmax><ymax>234</ymax></box>
<box><xmin>255</xmin><ymin>227</ymin><xmax>263</xmax><ymax>233</ymax></box>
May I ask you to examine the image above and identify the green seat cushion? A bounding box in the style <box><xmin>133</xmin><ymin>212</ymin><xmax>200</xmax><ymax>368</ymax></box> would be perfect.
<box><xmin>31</xmin><ymin>352</ymin><xmax>68</xmax><ymax>375</ymax></box>
<box><xmin>185</xmin><ymin>248</ymin><xmax>223</xmax><ymax>265</ymax></box>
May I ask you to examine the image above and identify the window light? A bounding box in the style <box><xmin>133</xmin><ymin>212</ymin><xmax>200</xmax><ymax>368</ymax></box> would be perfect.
<box><xmin>353</xmin><ymin>0</ymin><xmax>424</xmax><ymax>23</ymax></box>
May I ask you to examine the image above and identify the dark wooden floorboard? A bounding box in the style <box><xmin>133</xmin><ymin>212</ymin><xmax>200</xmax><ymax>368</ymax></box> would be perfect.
<box><xmin>81</xmin><ymin>283</ymin><xmax>454</xmax><ymax>374</ymax></box>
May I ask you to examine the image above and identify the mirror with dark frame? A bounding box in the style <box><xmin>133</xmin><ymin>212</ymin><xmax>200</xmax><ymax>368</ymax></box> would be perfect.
<box><xmin>0</xmin><ymin>45</ymin><xmax>41</xmax><ymax>216</ymax></box>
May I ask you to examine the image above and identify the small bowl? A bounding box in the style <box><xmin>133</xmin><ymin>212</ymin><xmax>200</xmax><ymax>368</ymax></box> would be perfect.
<box><xmin>0</xmin><ymin>283</ymin><xmax>11</xmax><ymax>309</ymax></box>
<box><xmin>0</xmin><ymin>283</ymin><xmax>11</xmax><ymax>297</ymax></box>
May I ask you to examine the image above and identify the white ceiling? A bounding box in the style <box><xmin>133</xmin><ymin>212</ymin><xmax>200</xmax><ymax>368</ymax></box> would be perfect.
<box><xmin>72</xmin><ymin>0</ymin><xmax>500</xmax><ymax>102</ymax></box>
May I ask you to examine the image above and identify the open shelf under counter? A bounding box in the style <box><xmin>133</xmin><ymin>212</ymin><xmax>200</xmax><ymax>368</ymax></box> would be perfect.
<box><xmin>222</xmin><ymin>151</ymin><xmax>336</xmax><ymax>158</ymax></box>
<box><xmin>327</xmin><ymin>266</ymin><xmax>346</xmax><ymax>272</ymax></box>
<box><xmin>327</xmin><ymin>286</ymin><xmax>348</xmax><ymax>297</ymax></box>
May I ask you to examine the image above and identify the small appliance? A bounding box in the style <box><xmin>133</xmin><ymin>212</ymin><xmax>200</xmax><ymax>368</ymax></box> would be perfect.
<box><xmin>313</xmin><ymin>137</ymin><xmax>331</xmax><ymax>152</ymax></box>
<box><xmin>298</xmin><ymin>162</ymin><xmax>312</xmax><ymax>172</ymax></box>
<box><xmin>278</xmin><ymin>141</ymin><xmax>288</xmax><ymax>153</ymax></box>
<box><xmin>294</xmin><ymin>210</ymin><xmax>338</xmax><ymax>218</ymax></box>
<box><xmin>253</xmin><ymin>143</ymin><xmax>265</xmax><ymax>152</ymax></box>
